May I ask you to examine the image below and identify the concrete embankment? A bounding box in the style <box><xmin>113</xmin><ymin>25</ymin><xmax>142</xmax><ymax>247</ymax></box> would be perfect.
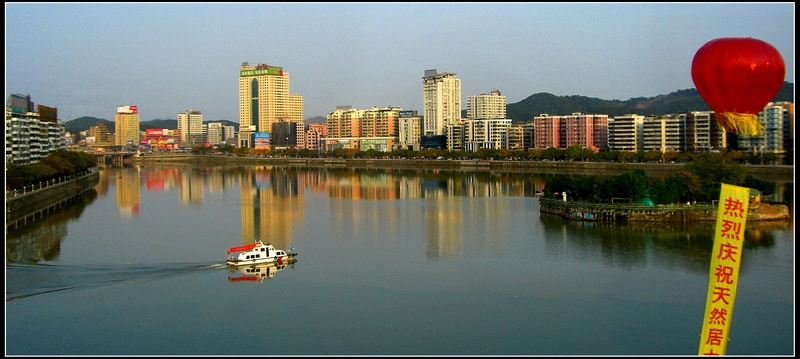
<box><xmin>134</xmin><ymin>155</ymin><xmax>793</xmax><ymax>182</ymax></box>
<box><xmin>538</xmin><ymin>198</ymin><xmax>790</xmax><ymax>222</ymax></box>
<box><xmin>6</xmin><ymin>170</ymin><xmax>100</xmax><ymax>225</ymax></box>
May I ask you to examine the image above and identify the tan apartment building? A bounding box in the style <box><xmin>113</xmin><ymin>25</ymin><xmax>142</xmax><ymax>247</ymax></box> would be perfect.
<box><xmin>238</xmin><ymin>62</ymin><xmax>303</xmax><ymax>147</ymax></box>
<box><xmin>115</xmin><ymin>105</ymin><xmax>140</xmax><ymax>147</ymax></box>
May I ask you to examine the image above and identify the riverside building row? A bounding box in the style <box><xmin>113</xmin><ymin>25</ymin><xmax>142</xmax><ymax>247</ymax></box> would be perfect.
<box><xmin>316</xmin><ymin>68</ymin><xmax>793</xmax><ymax>158</ymax></box>
<box><xmin>75</xmin><ymin>107</ymin><xmax>238</xmax><ymax>151</ymax></box>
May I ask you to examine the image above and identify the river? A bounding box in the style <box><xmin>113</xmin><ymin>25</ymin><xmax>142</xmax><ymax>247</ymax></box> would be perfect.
<box><xmin>5</xmin><ymin>164</ymin><xmax>794</xmax><ymax>355</ymax></box>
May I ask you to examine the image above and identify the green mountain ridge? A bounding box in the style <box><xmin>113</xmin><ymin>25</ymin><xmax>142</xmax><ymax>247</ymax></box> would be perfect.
<box><xmin>505</xmin><ymin>81</ymin><xmax>793</xmax><ymax>122</ymax></box>
<box><xmin>62</xmin><ymin>82</ymin><xmax>794</xmax><ymax>132</ymax></box>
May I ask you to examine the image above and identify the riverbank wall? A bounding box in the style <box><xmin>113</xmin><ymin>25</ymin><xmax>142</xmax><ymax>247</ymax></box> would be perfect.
<box><xmin>5</xmin><ymin>170</ymin><xmax>100</xmax><ymax>225</ymax></box>
<box><xmin>538</xmin><ymin>197</ymin><xmax>790</xmax><ymax>222</ymax></box>
<box><xmin>133</xmin><ymin>154</ymin><xmax>794</xmax><ymax>182</ymax></box>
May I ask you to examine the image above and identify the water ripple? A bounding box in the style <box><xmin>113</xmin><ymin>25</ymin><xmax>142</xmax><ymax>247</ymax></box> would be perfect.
<box><xmin>6</xmin><ymin>262</ymin><xmax>227</xmax><ymax>301</ymax></box>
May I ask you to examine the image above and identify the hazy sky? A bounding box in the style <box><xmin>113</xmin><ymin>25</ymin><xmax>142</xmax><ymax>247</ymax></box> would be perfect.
<box><xmin>5</xmin><ymin>2</ymin><xmax>795</xmax><ymax>122</ymax></box>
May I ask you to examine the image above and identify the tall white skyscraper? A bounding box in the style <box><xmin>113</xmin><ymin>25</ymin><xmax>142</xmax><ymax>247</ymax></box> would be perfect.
<box><xmin>422</xmin><ymin>69</ymin><xmax>461</xmax><ymax>136</ymax></box>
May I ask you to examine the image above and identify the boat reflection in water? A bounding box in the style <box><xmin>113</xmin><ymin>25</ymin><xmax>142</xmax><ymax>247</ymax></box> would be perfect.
<box><xmin>226</xmin><ymin>259</ymin><xmax>297</xmax><ymax>283</ymax></box>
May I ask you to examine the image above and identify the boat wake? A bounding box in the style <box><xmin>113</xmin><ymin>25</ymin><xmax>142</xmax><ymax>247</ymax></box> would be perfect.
<box><xmin>6</xmin><ymin>262</ymin><xmax>227</xmax><ymax>302</ymax></box>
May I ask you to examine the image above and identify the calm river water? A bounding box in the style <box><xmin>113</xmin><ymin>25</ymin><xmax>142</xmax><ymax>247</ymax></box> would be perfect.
<box><xmin>5</xmin><ymin>164</ymin><xmax>794</xmax><ymax>355</ymax></box>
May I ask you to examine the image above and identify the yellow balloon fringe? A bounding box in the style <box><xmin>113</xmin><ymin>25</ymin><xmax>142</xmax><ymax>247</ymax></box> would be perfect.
<box><xmin>717</xmin><ymin>112</ymin><xmax>764</xmax><ymax>136</ymax></box>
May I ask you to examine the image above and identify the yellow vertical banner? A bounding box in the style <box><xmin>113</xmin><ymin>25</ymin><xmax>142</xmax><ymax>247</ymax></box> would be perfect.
<box><xmin>698</xmin><ymin>183</ymin><xmax>750</xmax><ymax>355</ymax></box>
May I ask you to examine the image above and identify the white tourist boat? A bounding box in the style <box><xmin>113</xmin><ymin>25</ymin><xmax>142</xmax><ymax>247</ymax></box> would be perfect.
<box><xmin>226</xmin><ymin>241</ymin><xmax>297</xmax><ymax>267</ymax></box>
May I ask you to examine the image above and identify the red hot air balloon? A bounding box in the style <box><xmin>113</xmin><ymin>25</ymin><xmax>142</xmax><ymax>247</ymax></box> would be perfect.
<box><xmin>691</xmin><ymin>37</ymin><xmax>785</xmax><ymax>136</ymax></box>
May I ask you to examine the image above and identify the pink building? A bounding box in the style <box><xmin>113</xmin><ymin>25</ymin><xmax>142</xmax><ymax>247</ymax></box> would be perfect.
<box><xmin>534</xmin><ymin>113</ymin><xmax>608</xmax><ymax>151</ymax></box>
<box><xmin>305</xmin><ymin>123</ymin><xmax>328</xmax><ymax>151</ymax></box>
<box><xmin>534</xmin><ymin>114</ymin><xmax>560</xmax><ymax>149</ymax></box>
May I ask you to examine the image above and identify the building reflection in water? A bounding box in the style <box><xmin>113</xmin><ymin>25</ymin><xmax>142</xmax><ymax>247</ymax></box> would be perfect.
<box><xmin>327</xmin><ymin>169</ymin><xmax>399</xmax><ymax>247</ymax></box>
<box><xmin>240</xmin><ymin>166</ymin><xmax>302</xmax><ymax>250</ymax></box>
<box><xmin>143</xmin><ymin>167</ymin><xmax>179</xmax><ymax>191</ymax></box>
<box><xmin>12</xmin><ymin>164</ymin><xmax>787</xmax><ymax>269</ymax></box>
<box><xmin>179</xmin><ymin>168</ymin><xmax>205</xmax><ymax>206</ymax></box>
<box><xmin>116</xmin><ymin>167</ymin><xmax>140</xmax><ymax>217</ymax></box>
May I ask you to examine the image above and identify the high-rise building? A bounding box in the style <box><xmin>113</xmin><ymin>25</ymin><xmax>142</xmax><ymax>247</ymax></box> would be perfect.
<box><xmin>642</xmin><ymin>115</ymin><xmax>668</xmax><ymax>153</ymax></box>
<box><xmin>533</xmin><ymin>114</ymin><xmax>560</xmax><ymax>150</ymax></box>
<box><xmin>507</xmin><ymin>124</ymin><xmax>525</xmax><ymax>151</ymax></box>
<box><xmin>6</xmin><ymin>94</ymin><xmax>66</xmax><ymax>165</ymax></box>
<box><xmin>607</xmin><ymin>114</ymin><xmax>644</xmax><ymax>152</ymax></box>
<box><xmin>776</xmin><ymin>102</ymin><xmax>794</xmax><ymax>164</ymax></box>
<box><xmin>467</xmin><ymin>90</ymin><xmax>506</xmax><ymax>120</ymax></box>
<box><xmin>207</xmin><ymin>122</ymin><xmax>224</xmax><ymax>146</ymax></box>
<box><xmin>663</xmin><ymin>114</ymin><xmax>685</xmax><ymax>152</ymax></box>
<box><xmin>178</xmin><ymin>110</ymin><xmax>203</xmax><ymax>146</ymax></box>
<box><xmin>238</xmin><ymin>62</ymin><xmax>303</xmax><ymax>147</ymax></box>
<box><xmin>271</xmin><ymin>120</ymin><xmax>305</xmax><ymax>148</ymax></box>
<box><xmin>684</xmin><ymin>111</ymin><xmax>716</xmax><ymax>152</ymax></box>
<box><xmin>521</xmin><ymin>122</ymin><xmax>536</xmax><ymax>151</ymax></box>
<box><xmin>532</xmin><ymin>113</ymin><xmax>607</xmax><ymax>151</ymax></box>
<box><xmin>423</xmin><ymin>69</ymin><xmax>461</xmax><ymax>136</ymax></box>
<box><xmin>89</xmin><ymin>123</ymin><xmax>111</xmax><ymax>146</ymax></box>
<box><xmin>460</xmin><ymin>118</ymin><xmax>512</xmax><ymax>151</ymax></box>
<box><xmin>294</xmin><ymin>121</ymin><xmax>306</xmax><ymax>149</ymax></box>
<box><xmin>222</xmin><ymin>125</ymin><xmax>237</xmax><ymax>145</ymax></box>
<box><xmin>738</xmin><ymin>102</ymin><xmax>794</xmax><ymax>162</ymax></box>
<box><xmin>324</xmin><ymin>107</ymin><xmax>401</xmax><ymax>152</ymax></box>
<box><xmin>327</xmin><ymin>108</ymin><xmax>364</xmax><ymax>138</ymax></box>
<box><xmin>115</xmin><ymin>105</ymin><xmax>140</xmax><ymax>148</ymax></box>
<box><xmin>398</xmin><ymin>110</ymin><xmax>421</xmax><ymax>151</ymax></box>
<box><xmin>360</xmin><ymin>106</ymin><xmax>402</xmax><ymax>138</ymax></box>
<box><xmin>562</xmin><ymin>113</ymin><xmax>607</xmax><ymax>151</ymax></box>
<box><xmin>305</xmin><ymin>123</ymin><xmax>328</xmax><ymax>151</ymax></box>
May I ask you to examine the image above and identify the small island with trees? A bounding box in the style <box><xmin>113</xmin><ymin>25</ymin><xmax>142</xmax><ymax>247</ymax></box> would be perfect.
<box><xmin>538</xmin><ymin>152</ymin><xmax>789</xmax><ymax>222</ymax></box>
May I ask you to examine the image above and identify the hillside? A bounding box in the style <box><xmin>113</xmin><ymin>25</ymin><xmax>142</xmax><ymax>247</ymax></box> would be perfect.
<box><xmin>506</xmin><ymin>81</ymin><xmax>793</xmax><ymax>122</ymax></box>
<box><xmin>305</xmin><ymin>116</ymin><xmax>326</xmax><ymax>124</ymax></box>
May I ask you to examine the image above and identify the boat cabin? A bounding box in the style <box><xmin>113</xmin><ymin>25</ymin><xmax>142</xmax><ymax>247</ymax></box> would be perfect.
<box><xmin>234</xmin><ymin>243</ymin><xmax>288</xmax><ymax>261</ymax></box>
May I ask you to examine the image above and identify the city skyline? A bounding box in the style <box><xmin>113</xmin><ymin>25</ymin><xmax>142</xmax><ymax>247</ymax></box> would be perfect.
<box><xmin>5</xmin><ymin>3</ymin><xmax>795</xmax><ymax>122</ymax></box>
